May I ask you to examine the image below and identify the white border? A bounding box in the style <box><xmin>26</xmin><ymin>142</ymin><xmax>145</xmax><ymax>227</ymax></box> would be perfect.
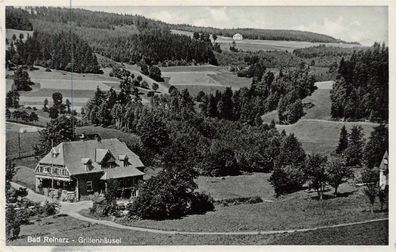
<box><xmin>0</xmin><ymin>1</ymin><xmax>394</xmax><ymax>252</ymax></box>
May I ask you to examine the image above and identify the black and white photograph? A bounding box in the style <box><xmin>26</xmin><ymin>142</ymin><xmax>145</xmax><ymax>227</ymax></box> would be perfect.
<box><xmin>3</xmin><ymin>1</ymin><xmax>391</xmax><ymax>248</ymax></box>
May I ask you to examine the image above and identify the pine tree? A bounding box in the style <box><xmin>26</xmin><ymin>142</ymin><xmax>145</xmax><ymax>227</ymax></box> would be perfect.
<box><xmin>363</xmin><ymin>124</ymin><xmax>388</xmax><ymax>169</ymax></box>
<box><xmin>336</xmin><ymin>126</ymin><xmax>348</xmax><ymax>154</ymax></box>
<box><xmin>276</xmin><ymin>133</ymin><xmax>306</xmax><ymax>168</ymax></box>
<box><xmin>344</xmin><ymin>125</ymin><xmax>365</xmax><ymax>166</ymax></box>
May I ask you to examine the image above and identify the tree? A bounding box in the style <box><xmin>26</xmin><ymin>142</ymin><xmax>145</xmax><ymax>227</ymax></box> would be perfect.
<box><xmin>152</xmin><ymin>82</ymin><xmax>159</xmax><ymax>91</ymax></box>
<box><xmin>148</xmin><ymin>65</ymin><xmax>162</xmax><ymax>82</ymax></box>
<box><xmin>363</xmin><ymin>124</ymin><xmax>388</xmax><ymax>169</ymax></box>
<box><xmin>335</xmin><ymin>126</ymin><xmax>348</xmax><ymax>154</ymax></box>
<box><xmin>34</xmin><ymin>115</ymin><xmax>76</xmax><ymax>158</ymax></box>
<box><xmin>48</xmin><ymin>107</ymin><xmax>59</xmax><ymax>119</ymax></box>
<box><xmin>141</xmin><ymin>80</ymin><xmax>149</xmax><ymax>89</ymax></box>
<box><xmin>326</xmin><ymin>156</ymin><xmax>353</xmax><ymax>196</ymax></box>
<box><xmin>128</xmin><ymin>167</ymin><xmax>213</xmax><ymax>220</ymax></box>
<box><xmin>13</xmin><ymin>68</ymin><xmax>33</xmax><ymax>91</ymax></box>
<box><xmin>6</xmin><ymin>90</ymin><xmax>19</xmax><ymax>108</ymax></box>
<box><xmin>361</xmin><ymin>168</ymin><xmax>379</xmax><ymax>213</ymax></box>
<box><xmin>52</xmin><ymin>92</ymin><xmax>63</xmax><ymax>110</ymax></box>
<box><xmin>201</xmin><ymin>148</ymin><xmax>240</xmax><ymax>177</ymax></box>
<box><xmin>303</xmin><ymin>154</ymin><xmax>328</xmax><ymax>200</ymax></box>
<box><xmin>43</xmin><ymin>98</ymin><xmax>49</xmax><ymax>112</ymax></box>
<box><xmin>65</xmin><ymin>99</ymin><xmax>71</xmax><ymax>113</ymax></box>
<box><xmin>344</xmin><ymin>125</ymin><xmax>365</xmax><ymax>166</ymax></box>
<box><xmin>276</xmin><ymin>133</ymin><xmax>306</xmax><ymax>168</ymax></box>
<box><xmin>140</xmin><ymin>63</ymin><xmax>149</xmax><ymax>75</ymax></box>
<box><xmin>269</xmin><ymin>165</ymin><xmax>305</xmax><ymax>197</ymax></box>
<box><xmin>136</xmin><ymin>109</ymin><xmax>170</xmax><ymax>154</ymax></box>
<box><xmin>29</xmin><ymin>112</ymin><xmax>39</xmax><ymax>122</ymax></box>
<box><xmin>6</xmin><ymin>109</ymin><xmax>11</xmax><ymax>119</ymax></box>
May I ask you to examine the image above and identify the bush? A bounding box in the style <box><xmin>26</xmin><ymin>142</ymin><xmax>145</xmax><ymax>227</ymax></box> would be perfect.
<box><xmin>140</xmin><ymin>80</ymin><xmax>149</xmax><ymax>89</ymax></box>
<box><xmin>152</xmin><ymin>82</ymin><xmax>159</xmax><ymax>91</ymax></box>
<box><xmin>42</xmin><ymin>201</ymin><xmax>60</xmax><ymax>216</ymax></box>
<box><xmin>216</xmin><ymin>196</ymin><xmax>263</xmax><ymax>206</ymax></box>
<box><xmin>189</xmin><ymin>192</ymin><xmax>215</xmax><ymax>214</ymax></box>
<box><xmin>269</xmin><ymin>165</ymin><xmax>305</xmax><ymax>197</ymax></box>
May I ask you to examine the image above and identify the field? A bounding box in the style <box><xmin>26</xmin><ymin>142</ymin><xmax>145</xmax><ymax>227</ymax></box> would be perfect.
<box><xmin>277</xmin><ymin>120</ymin><xmax>378</xmax><ymax>154</ymax></box>
<box><xmin>171</xmin><ymin>29</ymin><xmax>362</xmax><ymax>52</ymax></box>
<box><xmin>262</xmin><ymin>80</ymin><xmax>333</xmax><ymax>123</ymax></box>
<box><xmin>261</xmin><ymin>80</ymin><xmax>378</xmax><ymax>154</ymax></box>
<box><xmin>5</xmin><ymin>29</ymin><xmax>33</xmax><ymax>49</ymax></box>
<box><xmin>13</xmin><ymin>165</ymin><xmax>36</xmax><ymax>191</ymax></box>
<box><xmin>197</xmin><ymin>173</ymin><xmax>274</xmax><ymax>200</ymax></box>
<box><xmin>161</xmin><ymin>65</ymin><xmax>251</xmax><ymax>95</ymax></box>
<box><xmin>6</xmin><ymin>66</ymin><xmax>121</xmax><ymax>111</ymax></box>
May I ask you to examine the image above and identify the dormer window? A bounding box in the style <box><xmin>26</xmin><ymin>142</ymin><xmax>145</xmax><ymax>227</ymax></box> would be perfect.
<box><xmin>119</xmin><ymin>154</ymin><xmax>129</xmax><ymax>167</ymax></box>
<box><xmin>81</xmin><ymin>158</ymin><xmax>93</xmax><ymax>171</ymax></box>
<box><xmin>51</xmin><ymin>148</ymin><xmax>59</xmax><ymax>158</ymax></box>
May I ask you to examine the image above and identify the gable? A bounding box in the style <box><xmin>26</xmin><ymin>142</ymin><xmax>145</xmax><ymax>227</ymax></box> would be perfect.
<box><xmin>39</xmin><ymin>138</ymin><xmax>145</xmax><ymax>175</ymax></box>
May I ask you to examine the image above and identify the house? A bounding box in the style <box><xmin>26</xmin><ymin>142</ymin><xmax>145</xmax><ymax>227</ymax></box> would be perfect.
<box><xmin>233</xmin><ymin>33</ymin><xmax>243</xmax><ymax>41</ymax></box>
<box><xmin>379</xmin><ymin>151</ymin><xmax>388</xmax><ymax>191</ymax></box>
<box><xmin>34</xmin><ymin>138</ymin><xmax>145</xmax><ymax>201</ymax></box>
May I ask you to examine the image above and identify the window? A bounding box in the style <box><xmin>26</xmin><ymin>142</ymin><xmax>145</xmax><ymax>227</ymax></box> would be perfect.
<box><xmin>86</xmin><ymin>181</ymin><xmax>93</xmax><ymax>193</ymax></box>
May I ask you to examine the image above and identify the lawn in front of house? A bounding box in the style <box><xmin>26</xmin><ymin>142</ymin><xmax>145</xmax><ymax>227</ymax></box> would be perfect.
<box><xmin>196</xmin><ymin>173</ymin><xmax>274</xmax><ymax>200</ymax></box>
<box><xmin>80</xmin><ymin>179</ymin><xmax>387</xmax><ymax>233</ymax></box>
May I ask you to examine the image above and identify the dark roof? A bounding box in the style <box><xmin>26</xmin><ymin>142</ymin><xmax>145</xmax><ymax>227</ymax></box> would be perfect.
<box><xmin>39</xmin><ymin>138</ymin><xmax>144</xmax><ymax>176</ymax></box>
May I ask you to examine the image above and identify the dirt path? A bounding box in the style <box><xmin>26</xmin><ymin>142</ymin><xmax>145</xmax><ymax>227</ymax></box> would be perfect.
<box><xmin>11</xmin><ymin>181</ymin><xmax>388</xmax><ymax>236</ymax></box>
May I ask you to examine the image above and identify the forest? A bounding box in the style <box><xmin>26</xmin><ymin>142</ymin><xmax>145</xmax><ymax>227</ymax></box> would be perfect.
<box><xmin>330</xmin><ymin>43</ymin><xmax>388</xmax><ymax>122</ymax></box>
<box><xmin>6</xmin><ymin>7</ymin><xmax>218</xmax><ymax>66</ymax></box>
<box><xmin>6</xmin><ymin>31</ymin><xmax>102</xmax><ymax>73</ymax></box>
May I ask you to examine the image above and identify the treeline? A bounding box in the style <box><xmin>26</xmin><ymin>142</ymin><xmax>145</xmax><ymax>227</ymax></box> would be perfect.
<box><xmin>6</xmin><ymin>31</ymin><xmax>102</xmax><ymax>73</ymax></box>
<box><xmin>93</xmin><ymin>31</ymin><xmax>218</xmax><ymax>65</ymax></box>
<box><xmin>24</xmin><ymin>8</ymin><xmax>218</xmax><ymax>65</ymax></box>
<box><xmin>199</xmin><ymin>63</ymin><xmax>315</xmax><ymax>124</ymax></box>
<box><xmin>331</xmin><ymin>43</ymin><xmax>388</xmax><ymax>122</ymax></box>
<box><xmin>170</xmin><ymin>25</ymin><xmax>347</xmax><ymax>43</ymax></box>
<box><xmin>6</xmin><ymin>7</ymin><xmax>33</xmax><ymax>30</ymax></box>
<box><xmin>293</xmin><ymin>44</ymin><xmax>360</xmax><ymax>59</ymax></box>
<box><xmin>16</xmin><ymin>6</ymin><xmax>169</xmax><ymax>32</ymax></box>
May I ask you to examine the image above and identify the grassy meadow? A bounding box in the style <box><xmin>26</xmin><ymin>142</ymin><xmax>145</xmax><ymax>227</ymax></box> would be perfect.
<box><xmin>170</xmin><ymin>29</ymin><xmax>362</xmax><ymax>53</ymax></box>
<box><xmin>161</xmin><ymin>65</ymin><xmax>251</xmax><ymax>95</ymax></box>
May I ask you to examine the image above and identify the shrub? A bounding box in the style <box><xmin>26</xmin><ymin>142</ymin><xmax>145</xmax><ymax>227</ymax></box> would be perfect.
<box><xmin>216</xmin><ymin>196</ymin><xmax>263</xmax><ymax>206</ymax></box>
<box><xmin>189</xmin><ymin>192</ymin><xmax>215</xmax><ymax>214</ymax></box>
<box><xmin>269</xmin><ymin>165</ymin><xmax>305</xmax><ymax>197</ymax></box>
<box><xmin>42</xmin><ymin>201</ymin><xmax>60</xmax><ymax>216</ymax></box>
<box><xmin>140</xmin><ymin>81</ymin><xmax>149</xmax><ymax>89</ymax></box>
<box><xmin>152</xmin><ymin>82</ymin><xmax>159</xmax><ymax>91</ymax></box>
<box><xmin>6</xmin><ymin>207</ymin><xmax>21</xmax><ymax>240</ymax></box>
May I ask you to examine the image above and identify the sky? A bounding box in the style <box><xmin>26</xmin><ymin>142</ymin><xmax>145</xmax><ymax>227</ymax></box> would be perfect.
<box><xmin>81</xmin><ymin>6</ymin><xmax>388</xmax><ymax>46</ymax></box>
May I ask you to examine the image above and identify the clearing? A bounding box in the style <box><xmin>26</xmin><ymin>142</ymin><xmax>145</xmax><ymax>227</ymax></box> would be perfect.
<box><xmin>277</xmin><ymin>120</ymin><xmax>378</xmax><ymax>154</ymax></box>
<box><xmin>261</xmin><ymin>80</ymin><xmax>378</xmax><ymax>154</ymax></box>
<box><xmin>161</xmin><ymin>65</ymin><xmax>251</xmax><ymax>96</ymax></box>
<box><xmin>170</xmin><ymin>29</ymin><xmax>362</xmax><ymax>52</ymax></box>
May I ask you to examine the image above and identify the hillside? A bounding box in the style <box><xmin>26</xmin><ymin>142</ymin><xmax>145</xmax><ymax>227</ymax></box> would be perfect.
<box><xmin>169</xmin><ymin>24</ymin><xmax>356</xmax><ymax>44</ymax></box>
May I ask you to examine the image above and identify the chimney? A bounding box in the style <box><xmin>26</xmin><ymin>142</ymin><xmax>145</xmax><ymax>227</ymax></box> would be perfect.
<box><xmin>95</xmin><ymin>134</ymin><xmax>101</xmax><ymax>142</ymax></box>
